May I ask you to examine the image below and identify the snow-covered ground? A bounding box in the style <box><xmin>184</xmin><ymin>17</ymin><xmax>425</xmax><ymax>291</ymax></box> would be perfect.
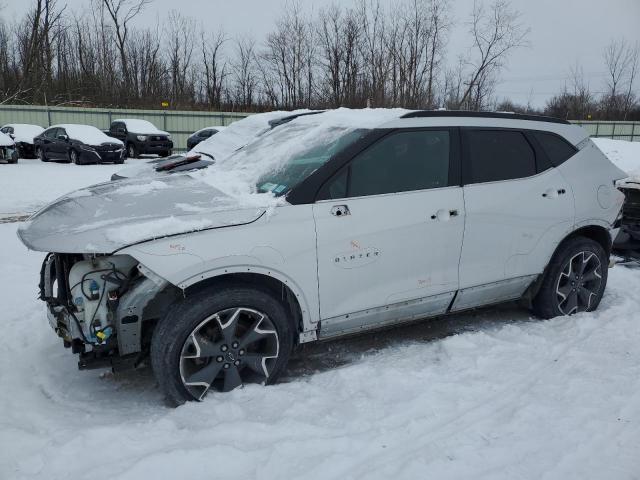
<box><xmin>0</xmin><ymin>160</ymin><xmax>136</xmax><ymax>216</ymax></box>
<box><xmin>1</xmin><ymin>139</ymin><xmax>640</xmax><ymax>479</ymax></box>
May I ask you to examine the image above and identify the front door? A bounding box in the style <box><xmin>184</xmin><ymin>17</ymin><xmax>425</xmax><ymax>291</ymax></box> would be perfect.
<box><xmin>313</xmin><ymin>129</ymin><xmax>465</xmax><ymax>337</ymax></box>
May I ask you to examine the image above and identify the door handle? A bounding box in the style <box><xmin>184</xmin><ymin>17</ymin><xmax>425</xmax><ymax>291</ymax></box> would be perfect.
<box><xmin>430</xmin><ymin>209</ymin><xmax>459</xmax><ymax>221</ymax></box>
<box><xmin>331</xmin><ymin>205</ymin><xmax>350</xmax><ymax>217</ymax></box>
<box><xmin>542</xmin><ymin>188</ymin><xmax>566</xmax><ymax>198</ymax></box>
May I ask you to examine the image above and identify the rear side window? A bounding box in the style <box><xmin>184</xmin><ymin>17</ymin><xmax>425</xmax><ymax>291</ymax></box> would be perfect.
<box><xmin>532</xmin><ymin>131</ymin><xmax>577</xmax><ymax>166</ymax></box>
<box><xmin>466</xmin><ymin>130</ymin><xmax>536</xmax><ymax>183</ymax></box>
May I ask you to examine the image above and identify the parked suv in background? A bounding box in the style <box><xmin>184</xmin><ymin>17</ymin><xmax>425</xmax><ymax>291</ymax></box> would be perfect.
<box><xmin>1</xmin><ymin>123</ymin><xmax>44</xmax><ymax>158</ymax></box>
<box><xmin>106</xmin><ymin>119</ymin><xmax>173</xmax><ymax>158</ymax></box>
<box><xmin>186</xmin><ymin>126</ymin><xmax>226</xmax><ymax>150</ymax></box>
<box><xmin>19</xmin><ymin>109</ymin><xmax>628</xmax><ymax>406</ymax></box>
<box><xmin>33</xmin><ymin>124</ymin><xmax>124</xmax><ymax>164</ymax></box>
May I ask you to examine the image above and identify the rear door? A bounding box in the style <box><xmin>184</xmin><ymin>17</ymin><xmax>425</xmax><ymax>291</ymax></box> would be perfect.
<box><xmin>313</xmin><ymin>129</ymin><xmax>465</xmax><ymax>336</ymax></box>
<box><xmin>453</xmin><ymin>128</ymin><xmax>575</xmax><ymax>311</ymax></box>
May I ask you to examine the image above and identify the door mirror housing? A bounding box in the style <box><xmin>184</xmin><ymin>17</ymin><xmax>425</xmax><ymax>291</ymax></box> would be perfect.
<box><xmin>117</xmin><ymin>128</ymin><xmax>126</xmax><ymax>134</ymax></box>
<box><xmin>57</xmin><ymin>134</ymin><xmax>68</xmax><ymax>141</ymax></box>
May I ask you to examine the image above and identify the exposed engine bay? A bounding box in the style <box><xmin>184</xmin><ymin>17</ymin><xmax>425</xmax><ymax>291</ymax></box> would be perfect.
<box><xmin>613</xmin><ymin>178</ymin><xmax>640</xmax><ymax>263</ymax></box>
<box><xmin>39</xmin><ymin>253</ymin><xmax>178</xmax><ymax>370</ymax></box>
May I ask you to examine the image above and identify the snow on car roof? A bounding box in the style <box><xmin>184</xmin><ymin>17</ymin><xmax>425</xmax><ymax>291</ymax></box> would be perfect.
<box><xmin>114</xmin><ymin>119</ymin><xmax>167</xmax><ymax>135</ymax></box>
<box><xmin>51</xmin><ymin>124</ymin><xmax>123</xmax><ymax>146</ymax></box>
<box><xmin>2</xmin><ymin>124</ymin><xmax>44</xmax><ymax>143</ymax></box>
<box><xmin>194</xmin><ymin>126</ymin><xmax>227</xmax><ymax>134</ymax></box>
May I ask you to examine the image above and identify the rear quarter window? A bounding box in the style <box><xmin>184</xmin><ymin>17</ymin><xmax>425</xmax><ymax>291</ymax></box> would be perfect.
<box><xmin>532</xmin><ymin>131</ymin><xmax>577</xmax><ymax>166</ymax></box>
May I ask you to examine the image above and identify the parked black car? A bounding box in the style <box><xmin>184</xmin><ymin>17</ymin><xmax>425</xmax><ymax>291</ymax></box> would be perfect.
<box><xmin>0</xmin><ymin>123</ymin><xmax>44</xmax><ymax>158</ymax></box>
<box><xmin>186</xmin><ymin>126</ymin><xmax>226</xmax><ymax>150</ymax></box>
<box><xmin>106</xmin><ymin>119</ymin><xmax>173</xmax><ymax>158</ymax></box>
<box><xmin>34</xmin><ymin>124</ymin><xmax>124</xmax><ymax>164</ymax></box>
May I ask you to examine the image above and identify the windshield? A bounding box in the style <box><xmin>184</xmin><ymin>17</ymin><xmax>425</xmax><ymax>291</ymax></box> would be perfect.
<box><xmin>197</xmin><ymin>121</ymin><xmax>368</xmax><ymax>197</ymax></box>
<box><xmin>256</xmin><ymin>127</ymin><xmax>366</xmax><ymax>195</ymax></box>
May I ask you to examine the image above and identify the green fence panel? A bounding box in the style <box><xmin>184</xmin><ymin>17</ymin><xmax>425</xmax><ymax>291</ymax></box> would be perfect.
<box><xmin>0</xmin><ymin>105</ymin><xmax>249</xmax><ymax>151</ymax></box>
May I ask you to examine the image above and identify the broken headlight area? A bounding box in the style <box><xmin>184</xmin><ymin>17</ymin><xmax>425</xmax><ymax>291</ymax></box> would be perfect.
<box><xmin>39</xmin><ymin>253</ymin><xmax>172</xmax><ymax>371</ymax></box>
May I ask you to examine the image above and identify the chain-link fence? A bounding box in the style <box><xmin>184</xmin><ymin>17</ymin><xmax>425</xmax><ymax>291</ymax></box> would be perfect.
<box><xmin>0</xmin><ymin>104</ymin><xmax>249</xmax><ymax>152</ymax></box>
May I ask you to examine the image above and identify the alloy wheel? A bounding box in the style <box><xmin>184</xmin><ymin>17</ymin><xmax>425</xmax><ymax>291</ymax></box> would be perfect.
<box><xmin>179</xmin><ymin>307</ymin><xmax>280</xmax><ymax>400</ymax></box>
<box><xmin>555</xmin><ymin>251</ymin><xmax>603</xmax><ymax>315</ymax></box>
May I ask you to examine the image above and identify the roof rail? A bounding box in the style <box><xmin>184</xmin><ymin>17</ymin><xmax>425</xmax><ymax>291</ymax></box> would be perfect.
<box><xmin>401</xmin><ymin>110</ymin><xmax>570</xmax><ymax>125</ymax></box>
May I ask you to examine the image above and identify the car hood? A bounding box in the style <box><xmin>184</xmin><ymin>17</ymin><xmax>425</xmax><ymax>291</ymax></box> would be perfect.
<box><xmin>17</xmin><ymin>175</ymin><xmax>266</xmax><ymax>254</ymax></box>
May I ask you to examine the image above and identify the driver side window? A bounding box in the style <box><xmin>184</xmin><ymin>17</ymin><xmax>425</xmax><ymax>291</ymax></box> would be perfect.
<box><xmin>320</xmin><ymin>130</ymin><xmax>451</xmax><ymax>199</ymax></box>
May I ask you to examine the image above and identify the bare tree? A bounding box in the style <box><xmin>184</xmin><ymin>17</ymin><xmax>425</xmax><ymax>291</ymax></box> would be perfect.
<box><xmin>98</xmin><ymin>0</ymin><xmax>150</xmax><ymax>95</ymax></box>
<box><xmin>201</xmin><ymin>30</ymin><xmax>228</xmax><ymax>109</ymax></box>
<box><xmin>232</xmin><ymin>36</ymin><xmax>258</xmax><ymax>109</ymax></box>
<box><xmin>458</xmin><ymin>0</ymin><xmax>529</xmax><ymax>110</ymax></box>
<box><xmin>603</xmin><ymin>38</ymin><xmax>639</xmax><ymax>119</ymax></box>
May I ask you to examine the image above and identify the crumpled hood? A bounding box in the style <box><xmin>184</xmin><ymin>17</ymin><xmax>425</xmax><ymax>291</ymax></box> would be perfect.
<box><xmin>17</xmin><ymin>175</ymin><xmax>265</xmax><ymax>253</ymax></box>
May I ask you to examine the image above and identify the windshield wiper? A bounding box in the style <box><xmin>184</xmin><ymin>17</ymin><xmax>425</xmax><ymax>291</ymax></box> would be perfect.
<box><xmin>155</xmin><ymin>154</ymin><xmax>209</xmax><ymax>172</ymax></box>
<box><xmin>194</xmin><ymin>151</ymin><xmax>215</xmax><ymax>160</ymax></box>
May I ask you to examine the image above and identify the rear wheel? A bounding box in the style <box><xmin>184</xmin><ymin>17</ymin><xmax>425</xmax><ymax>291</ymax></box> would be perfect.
<box><xmin>532</xmin><ymin>237</ymin><xmax>608</xmax><ymax>319</ymax></box>
<box><xmin>151</xmin><ymin>285</ymin><xmax>294</xmax><ymax>406</ymax></box>
<box><xmin>9</xmin><ymin>150</ymin><xmax>18</xmax><ymax>163</ymax></box>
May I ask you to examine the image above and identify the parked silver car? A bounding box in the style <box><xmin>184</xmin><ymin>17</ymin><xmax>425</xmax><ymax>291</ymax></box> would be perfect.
<box><xmin>18</xmin><ymin>109</ymin><xmax>628</xmax><ymax>405</ymax></box>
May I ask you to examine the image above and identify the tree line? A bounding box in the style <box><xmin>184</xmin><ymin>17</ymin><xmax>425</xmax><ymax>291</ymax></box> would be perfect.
<box><xmin>0</xmin><ymin>0</ymin><xmax>638</xmax><ymax>120</ymax></box>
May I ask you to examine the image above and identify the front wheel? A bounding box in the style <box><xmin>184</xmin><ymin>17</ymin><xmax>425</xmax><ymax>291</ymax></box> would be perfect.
<box><xmin>69</xmin><ymin>149</ymin><xmax>80</xmax><ymax>164</ymax></box>
<box><xmin>36</xmin><ymin>147</ymin><xmax>47</xmax><ymax>162</ymax></box>
<box><xmin>151</xmin><ymin>285</ymin><xmax>294</xmax><ymax>406</ymax></box>
<box><xmin>127</xmin><ymin>143</ymin><xmax>138</xmax><ymax>159</ymax></box>
<box><xmin>532</xmin><ymin>236</ymin><xmax>608</xmax><ymax>319</ymax></box>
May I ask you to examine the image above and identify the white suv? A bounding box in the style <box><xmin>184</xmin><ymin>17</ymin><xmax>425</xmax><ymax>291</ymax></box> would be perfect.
<box><xmin>18</xmin><ymin>109</ymin><xmax>627</xmax><ymax>405</ymax></box>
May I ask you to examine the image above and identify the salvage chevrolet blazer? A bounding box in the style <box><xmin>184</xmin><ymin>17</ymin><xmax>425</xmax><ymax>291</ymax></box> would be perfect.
<box><xmin>18</xmin><ymin>109</ymin><xmax>628</xmax><ymax>405</ymax></box>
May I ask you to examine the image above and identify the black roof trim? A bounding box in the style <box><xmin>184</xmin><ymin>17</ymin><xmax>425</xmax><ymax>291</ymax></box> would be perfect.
<box><xmin>401</xmin><ymin>110</ymin><xmax>570</xmax><ymax>125</ymax></box>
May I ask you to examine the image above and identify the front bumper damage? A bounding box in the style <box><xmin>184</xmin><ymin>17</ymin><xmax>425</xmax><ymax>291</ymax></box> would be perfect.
<box><xmin>39</xmin><ymin>253</ymin><xmax>170</xmax><ymax>371</ymax></box>
<box><xmin>613</xmin><ymin>179</ymin><xmax>640</xmax><ymax>263</ymax></box>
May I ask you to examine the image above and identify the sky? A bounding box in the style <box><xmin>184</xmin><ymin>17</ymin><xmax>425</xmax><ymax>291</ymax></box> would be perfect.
<box><xmin>3</xmin><ymin>0</ymin><xmax>640</xmax><ymax>108</ymax></box>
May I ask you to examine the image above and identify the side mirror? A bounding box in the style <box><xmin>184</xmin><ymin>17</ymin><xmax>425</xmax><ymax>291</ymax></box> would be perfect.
<box><xmin>117</xmin><ymin>128</ymin><xmax>126</xmax><ymax>134</ymax></box>
<box><xmin>57</xmin><ymin>134</ymin><xmax>68</xmax><ymax>141</ymax></box>
<box><xmin>8</xmin><ymin>133</ymin><xmax>15</xmax><ymax>139</ymax></box>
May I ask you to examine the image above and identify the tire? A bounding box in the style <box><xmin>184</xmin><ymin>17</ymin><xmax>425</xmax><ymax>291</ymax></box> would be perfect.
<box><xmin>532</xmin><ymin>236</ymin><xmax>608</xmax><ymax>319</ymax></box>
<box><xmin>9</xmin><ymin>150</ymin><xmax>18</xmax><ymax>164</ymax></box>
<box><xmin>69</xmin><ymin>149</ymin><xmax>80</xmax><ymax>164</ymax></box>
<box><xmin>151</xmin><ymin>285</ymin><xmax>294</xmax><ymax>406</ymax></box>
<box><xmin>36</xmin><ymin>147</ymin><xmax>47</xmax><ymax>162</ymax></box>
<box><xmin>114</xmin><ymin>156</ymin><xmax>124</xmax><ymax>164</ymax></box>
<box><xmin>127</xmin><ymin>143</ymin><xmax>138</xmax><ymax>159</ymax></box>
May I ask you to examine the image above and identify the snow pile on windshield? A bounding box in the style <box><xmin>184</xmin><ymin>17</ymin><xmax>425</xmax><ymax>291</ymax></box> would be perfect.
<box><xmin>116</xmin><ymin>119</ymin><xmax>167</xmax><ymax>135</ymax></box>
<box><xmin>6</xmin><ymin>124</ymin><xmax>44</xmax><ymax>143</ymax></box>
<box><xmin>55</xmin><ymin>124</ymin><xmax>123</xmax><ymax>146</ymax></box>
<box><xmin>193</xmin><ymin>108</ymin><xmax>408</xmax><ymax>200</ymax></box>
<box><xmin>0</xmin><ymin>131</ymin><xmax>14</xmax><ymax>147</ymax></box>
<box><xmin>189</xmin><ymin>110</ymin><xmax>312</xmax><ymax>161</ymax></box>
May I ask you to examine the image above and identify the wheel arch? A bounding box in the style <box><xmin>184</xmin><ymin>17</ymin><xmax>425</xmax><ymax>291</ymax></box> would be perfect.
<box><xmin>181</xmin><ymin>270</ymin><xmax>312</xmax><ymax>343</ymax></box>
<box><xmin>522</xmin><ymin>223</ymin><xmax>612</xmax><ymax>307</ymax></box>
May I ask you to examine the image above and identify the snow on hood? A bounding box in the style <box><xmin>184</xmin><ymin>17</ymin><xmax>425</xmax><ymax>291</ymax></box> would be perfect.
<box><xmin>3</xmin><ymin>124</ymin><xmax>44</xmax><ymax>144</ymax></box>
<box><xmin>53</xmin><ymin>124</ymin><xmax>123</xmax><ymax>146</ymax></box>
<box><xmin>115</xmin><ymin>119</ymin><xmax>169</xmax><ymax>136</ymax></box>
<box><xmin>0</xmin><ymin>131</ymin><xmax>14</xmax><ymax>147</ymax></box>
<box><xmin>17</xmin><ymin>174</ymin><xmax>275</xmax><ymax>253</ymax></box>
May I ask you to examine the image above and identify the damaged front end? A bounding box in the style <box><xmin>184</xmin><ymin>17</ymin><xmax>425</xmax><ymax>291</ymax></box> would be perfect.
<box><xmin>613</xmin><ymin>178</ymin><xmax>640</xmax><ymax>263</ymax></box>
<box><xmin>39</xmin><ymin>253</ymin><xmax>178</xmax><ymax>371</ymax></box>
